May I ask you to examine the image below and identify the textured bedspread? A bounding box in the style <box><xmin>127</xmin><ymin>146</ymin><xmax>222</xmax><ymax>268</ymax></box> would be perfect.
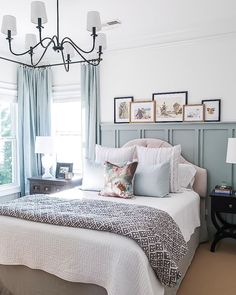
<box><xmin>0</xmin><ymin>195</ymin><xmax>188</xmax><ymax>287</ymax></box>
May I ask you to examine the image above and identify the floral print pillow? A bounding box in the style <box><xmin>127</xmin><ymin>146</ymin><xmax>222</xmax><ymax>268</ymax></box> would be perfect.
<box><xmin>100</xmin><ymin>161</ymin><xmax>138</xmax><ymax>198</ymax></box>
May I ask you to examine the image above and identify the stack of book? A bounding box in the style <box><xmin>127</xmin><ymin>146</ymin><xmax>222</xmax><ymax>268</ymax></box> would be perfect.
<box><xmin>213</xmin><ymin>185</ymin><xmax>233</xmax><ymax>196</ymax></box>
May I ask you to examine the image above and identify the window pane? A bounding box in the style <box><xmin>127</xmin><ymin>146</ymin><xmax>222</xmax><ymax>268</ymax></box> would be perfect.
<box><xmin>0</xmin><ymin>140</ymin><xmax>13</xmax><ymax>185</ymax></box>
<box><xmin>52</xmin><ymin>100</ymin><xmax>82</xmax><ymax>173</ymax></box>
<box><xmin>0</xmin><ymin>102</ymin><xmax>12</xmax><ymax>137</ymax></box>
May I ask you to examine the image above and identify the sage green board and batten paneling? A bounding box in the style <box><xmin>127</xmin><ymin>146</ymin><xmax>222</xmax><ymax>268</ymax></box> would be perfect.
<box><xmin>101</xmin><ymin>122</ymin><xmax>236</xmax><ymax>191</ymax></box>
<box><xmin>101</xmin><ymin>122</ymin><xmax>236</xmax><ymax>233</ymax></box>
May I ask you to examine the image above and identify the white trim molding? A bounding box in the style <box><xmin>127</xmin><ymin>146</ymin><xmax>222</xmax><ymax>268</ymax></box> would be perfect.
<box><xmin>0</xmin><ymin>81</ymin><xmax>17</xmax><ymax>102</ymax></box>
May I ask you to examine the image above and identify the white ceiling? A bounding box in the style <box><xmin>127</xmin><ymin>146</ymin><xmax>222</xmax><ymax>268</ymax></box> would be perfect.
<box><xmin>0</xmin><ymin>0</ymin><xmax>236</xmax><ymax>64</ymax></box>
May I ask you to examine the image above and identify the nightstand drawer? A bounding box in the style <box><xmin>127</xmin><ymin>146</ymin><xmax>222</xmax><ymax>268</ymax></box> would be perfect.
<box><xmin>54</xmin><ymin>185</ymin><xmax>64</xmax><ymax>193</ymax></box>
<box><xmin>30</xmin><ymin>183</ymin><xmax>41</xmax><ymax>194</ymax></box>
<box><xmin>42</xmin><ymin>184</ymin><xmax>52</xmax><ymax>194</ymax></box>
<box><xmin>211</xmin><ymin>197</ymin><xmax>236</xmax><ymax>213</ymax></box>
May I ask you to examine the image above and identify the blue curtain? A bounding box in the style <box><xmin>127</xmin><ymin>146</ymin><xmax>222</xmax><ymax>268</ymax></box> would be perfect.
<box><xmin>18</xmin><ymin>66</ymin><xmax>52</xmax><ymax>196</ymax></box>
<box><xmin>81</xmin><ymin>64</ymin><xmax>101</xmax><ymax>160</ymax></box>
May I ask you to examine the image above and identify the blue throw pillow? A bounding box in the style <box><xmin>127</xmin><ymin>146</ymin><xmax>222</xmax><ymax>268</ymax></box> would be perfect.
<box><xmin>134</xmin><ymin>162</ymin><xmax>170</xmax><ymax>197</ymax></box>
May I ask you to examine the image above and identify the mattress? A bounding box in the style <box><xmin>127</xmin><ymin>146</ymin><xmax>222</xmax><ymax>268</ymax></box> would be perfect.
<box><xmin>0</xmin><ymin>189</ymin><xmax>200</xmax><ymax>295</ymax></box>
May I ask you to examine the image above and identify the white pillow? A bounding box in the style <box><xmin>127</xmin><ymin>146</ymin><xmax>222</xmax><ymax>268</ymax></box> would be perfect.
<box><xmin>81</xmin><ymin>160</ymin><xmax>104</xmax><ymax>191</ymax></box>
<box><xmin>95</xmin><ymin>145</ymin><xmax>135</xmax><ymax>164</ymax></box>
<box><xmin>178</xmin><ymin>164</ymin><xmax>196</xmax><ymax>189</ymax></box>
<box><xmin>136</xmin><ymin>145</ymin><xmax>181</xmax><ymax>192</ymax></box>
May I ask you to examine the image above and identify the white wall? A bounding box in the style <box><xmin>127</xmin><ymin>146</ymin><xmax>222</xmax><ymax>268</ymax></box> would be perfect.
<box><xmin>52</xmin><ymin>63</ymin><xmax>81</xmax><ymax>86</ymax></box>
<box><xmin>100</xmin><ymin>35</ymin><xmax>236</xmax><ymax>122</ymax></box>
<box><xmin>0</xmin><ymin>59</ymin><xmax>17</xmax><ymax>84</ymax></box>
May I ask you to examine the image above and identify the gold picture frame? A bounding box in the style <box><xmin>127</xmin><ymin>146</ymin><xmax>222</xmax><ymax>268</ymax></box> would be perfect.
<box><xmin>130</xmin><ymin>101</ymin><xmax>155</xmax><ymax>123</ymax></box>
<box><xmin>183</xmin><ymin>104</ymin><xmax>205</xmax><ymax>122</ymax></box>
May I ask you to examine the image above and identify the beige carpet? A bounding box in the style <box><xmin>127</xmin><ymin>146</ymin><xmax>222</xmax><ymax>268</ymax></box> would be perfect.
<box><xmin>177</xmin><ymin>241</ymin><xmax>236</xmax><ymax>295</ymax></box>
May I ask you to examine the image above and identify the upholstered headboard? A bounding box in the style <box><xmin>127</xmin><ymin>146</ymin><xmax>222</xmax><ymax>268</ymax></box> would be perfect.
<box><xmin>123</xmin><ymin>138</ymin><xmax>207</xmax><ymax>198</ymax></box>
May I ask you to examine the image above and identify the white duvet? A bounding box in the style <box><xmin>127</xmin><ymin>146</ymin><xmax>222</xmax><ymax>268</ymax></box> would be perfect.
<box><xmin>0</xmin><ymin>189</ymin><xmax>200</xmax><ymax>295</ymax></box>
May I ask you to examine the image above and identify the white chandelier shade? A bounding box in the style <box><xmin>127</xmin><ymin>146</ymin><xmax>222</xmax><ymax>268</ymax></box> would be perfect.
<box><xmin>87</xmin><ymin>11</ymin><xmax>102</xmax><ymax>32</ymax></box>
<box><xmin>1</xmin><ymin>15</ymin><xmax>17</xmax><ymax>36</ymax></box>
<box><xmin>25</xmin><ymin>34</ymin><xmax>38</xmax><ymax>50</ymax></box>
<box><xmin>63</xmin><ymin>43</ymin><xmax>75</xmax><ymax>59</ymax></box>
<box><xmin>96</xmin><ymin>33</ymin><xmax>107</xmax><ymax>50</ymax></box>
<box><xmin>0</xmin><ymin>0</ymin><xmax>106</xmax><ymax>71</ymax></box>
<box><xmin>31</xmin><ymin>1</ymin><xmax>48</xmax><ymax>24</ymax></box>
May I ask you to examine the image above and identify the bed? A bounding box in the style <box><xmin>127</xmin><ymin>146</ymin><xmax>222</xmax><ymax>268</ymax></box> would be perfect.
<box><xmin>0</xmin><ymin>139</ymin><xmax>208</xmax><ymax>295</ymax></box>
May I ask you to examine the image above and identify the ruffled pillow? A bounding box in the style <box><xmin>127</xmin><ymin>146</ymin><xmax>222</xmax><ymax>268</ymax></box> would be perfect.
<box><xmin>100</xmin><ymin>161</ymin><xmax>138</xmax><ymax>199</ymax></box>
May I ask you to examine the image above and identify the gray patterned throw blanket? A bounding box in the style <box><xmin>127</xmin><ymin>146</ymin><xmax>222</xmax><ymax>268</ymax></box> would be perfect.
<box><xmin>0</xmin><ymin>195</ymin><xmax>188</xmax><ymax>287</ymax></box>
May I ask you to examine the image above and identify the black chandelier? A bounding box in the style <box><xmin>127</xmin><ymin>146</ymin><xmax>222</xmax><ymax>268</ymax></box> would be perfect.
<box><xmin>1</xmin><ymin>0</ymin><xmax>106</xmax><ymax>72</ymax></box>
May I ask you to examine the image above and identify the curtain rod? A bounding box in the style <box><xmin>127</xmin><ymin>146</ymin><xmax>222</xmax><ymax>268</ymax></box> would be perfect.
<box><xmin>0</xmin><ymin>55</ymin><xmax>101</xmax><ymax>69</ymax></box>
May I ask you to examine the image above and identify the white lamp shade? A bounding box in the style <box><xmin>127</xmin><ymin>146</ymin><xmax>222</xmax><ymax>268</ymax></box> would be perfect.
<box><xmin>25</xmin><ymin>34</ymin><xmax>37</xmax><ymax>49</ymax></box>
<box><xmin>63</xmin><ymin>43</ymin><xmax>75</xmax><ymax>58</ymax></box>
<box><xmin>1</xmin><ymin>15</ymin><xmax>17</xmax><ymax>36</ymax></box>
<box><xmin>31</xmin><ymin>1</ymin><xmax>48</xmax><ymax>24</ymax></box>
<box><xmin>87</xmin><ymin>11</ymin><xmax>101</xmax><ymax>32</ymax></box>
<box><xmin>226</xmin><ymin>138</ymin><xmax>236</xmax><ymax>164</ymax></box>
<box><xmin>35</xmin><ymin>136</ymin><xmax>55</xmax><ymax>154</ymax></box>
<box><xmin>96</xmin><ymin>33</ymin><xmax>107</xmax><ymax>50</ymax></box>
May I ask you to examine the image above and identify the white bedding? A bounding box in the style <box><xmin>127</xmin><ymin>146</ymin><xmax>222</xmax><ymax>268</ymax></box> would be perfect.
<box><xmin>0</xmin><ymin>189</ymin><xmax>200</xmax><ymax>295</ymax></box>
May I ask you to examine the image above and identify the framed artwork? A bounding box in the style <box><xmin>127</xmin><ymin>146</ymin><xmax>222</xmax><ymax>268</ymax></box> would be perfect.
<box><xmin>56</xmin><ymin>162</ymin><xmax>73</xmax><ymax>179</ymax></box>
<box><xmin>114</xmin><ymin>96</ymin><xmax>134</xmax><ymax>123</ymax></box>
<box><xmin>202</xmin><ymin>99</ymin><xmax>221</xmax><ymax>122</ymax></box>
<box><xmin>152</xmin><ymin>91</ymin><xmax>188</xmax><ymax>122</ymax></box>
<box><xmin>130</xmin><ymin>101</ymin><xmax>155</xmax><ymax>123</ymax></box>
<box><xmin>183</xmin><ymin>104</ymin><xmax>205</xmax><ymax>122</ymax></box>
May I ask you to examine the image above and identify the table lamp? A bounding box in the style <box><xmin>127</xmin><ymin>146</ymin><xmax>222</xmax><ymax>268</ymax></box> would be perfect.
<box><xmin>35</xmin><ymin>136</ymin><xmax>55</xmax><ymax>178</ymax></box>
<box><xmin>226</xmin><ymin>138</ymin><xmax>236</xmax><ymax>165</ymax></box>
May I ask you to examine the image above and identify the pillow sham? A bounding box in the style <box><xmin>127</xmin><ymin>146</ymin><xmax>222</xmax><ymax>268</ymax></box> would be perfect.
<box><xmin>178</xmin><ymin>163</ymin><xmax>196</xmax><ymax>189</ymax></box>
<box><xmin>134</xmin><ymin>162</ymin><xmax>170</xmax><ymax>197</ymax></box>
<box><xmin>95</xmin><ymin>145</ymin><xmax>135</xmax><ymax>165</ymax></box>
<box><xmin>81</xmin><ymin>160</ymin><xmax>104</xmax><ymax>191</ymax></box>
<box><xmin>136</xmin><ymin>145</ymin><xmax>181</xmax><ymax>192</ymax></box>
<box><xmin>100</xmin><ymin>161</ymin><xmax>138</xmax><ymax>199</ymax></box>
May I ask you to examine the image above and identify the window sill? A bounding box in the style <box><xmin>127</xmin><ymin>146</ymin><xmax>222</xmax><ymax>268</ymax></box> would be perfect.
<box><xmin>0</xmin><ymin>185</ymin><xmax>20</xmax><ymax>198</ymax></box>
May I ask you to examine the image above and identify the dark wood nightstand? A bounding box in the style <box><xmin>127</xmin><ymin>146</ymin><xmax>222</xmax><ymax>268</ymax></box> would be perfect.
<box><xmin>210</xmin><ymin>191</ymin><xmax>236</xmax><ymax>252</ymax></box>
<box><xmin>28</xmin><ymin>176</ymin><xmax>82</xmax><ymax>195</ymax></box>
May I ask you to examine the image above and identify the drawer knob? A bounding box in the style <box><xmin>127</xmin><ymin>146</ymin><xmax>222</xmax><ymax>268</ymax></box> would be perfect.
<box><xmin>56</xmin><ymin>188</ymin><xmax>60</xmax><ymax>192</ymax></box>
<box><xmin>229</xmin><ymin>204</ymin><xmax>233</xmax><ymax>209</ymax></box>
<box><xmin>45</xmin><ymin>187</ymin><xmax>49</xmax><ymax>191</ymax></box>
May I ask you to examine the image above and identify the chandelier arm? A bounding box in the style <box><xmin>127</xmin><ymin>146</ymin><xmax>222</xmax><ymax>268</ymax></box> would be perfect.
<box><xmin>31</xmin><ymin>38</ymin><xmax>56</xmax><ymax>67</ymax></box>
<box><xmin>60</xmin><ymin>50</ymin><xmax>70</xmax><ymax>72</ymax></box>
<box><xmin>8</xmin><ymin>40</ymin><xmax>33</xmax><ymax>56</ymax></box>
<box><xmin>61</xmin><ymin>34</ymin><xmax>96</xmax><ymax>54</ymax></box>
<box><xmin>38</xmin><ymin>29</ymin><xmax>57</xmax><ymax>48</ymax></box>
<box><xmin>7</xmin><ymin>35</ymin><xmax>58</xmax><ymax>57</ymax></box>
<box><xmin>68</xmin><ymin>41</ymin><xmax>101</xmax><ymax>66</ymax></box>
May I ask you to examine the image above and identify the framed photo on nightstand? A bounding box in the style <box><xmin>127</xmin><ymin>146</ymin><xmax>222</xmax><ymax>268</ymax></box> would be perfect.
<box><xmin>56</xmin><ymin>162</ymin><xmax>73</xmax><ymax>179</ymax></box>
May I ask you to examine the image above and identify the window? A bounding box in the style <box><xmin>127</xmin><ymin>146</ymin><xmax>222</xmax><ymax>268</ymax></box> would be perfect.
<box><xmin>52</xmin><ymin>94</ymin><xmax>82</xmax><ymax>174</ymax></box>
<box><xmin>0</xmin><ymin>101</ymin><xmax>18</xmax><ymax>187</ymax></box>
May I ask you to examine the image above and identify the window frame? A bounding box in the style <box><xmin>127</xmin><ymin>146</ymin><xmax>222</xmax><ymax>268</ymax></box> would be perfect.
<box><xmin>0</xmin><ymin>82</ymin><xmax>20</xmax><ymax>197</ymax></box>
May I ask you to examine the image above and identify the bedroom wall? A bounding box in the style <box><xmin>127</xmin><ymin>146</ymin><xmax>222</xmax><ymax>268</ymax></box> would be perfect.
<box><xmin>100</xmin><ymin>34</ymin><xmax>236</xmax><ymax>122</ymax></box>
<box><xmin>52</xmin><ymin>64</ymin><xmax>81</xmax><ymax>86</ymax></box>
<box><xmin>0</xmin><ymin>60</ymin><xmax>17</xmax><ymax>84</ymax></box>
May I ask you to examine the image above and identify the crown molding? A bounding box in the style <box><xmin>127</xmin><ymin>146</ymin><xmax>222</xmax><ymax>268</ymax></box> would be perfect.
<box><xmin>106</xmin><ymin>21</ymin><xmax>236</xmax><ymax>53</ymax></box>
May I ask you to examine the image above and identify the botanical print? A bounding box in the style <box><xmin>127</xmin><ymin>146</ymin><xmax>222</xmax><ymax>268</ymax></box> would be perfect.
<box><xmin>153</xmin><ymin>92</ymin><xmax>187</xmax><ymax>122</ymax></box>
<box><xmin>183</xmin><ymin>105</ymin><xmax>204</xmax><ymax>122</ymax></box>
<box><xmin>114</xmin><ymin>97</ymin><xmax>133</xmax><ymax>123</ymax></box>
<box><xmin>202</xmin><ymin>99</ymin><xmax>221</xmax><ymax>122</ymax></box>
<box><xmin>130</xmin><ymin>101</ymin><xmax>155</xmax><ymax>123</ymax></box>
<box><xmin>100</xmin><ymin>161</ymin><xmax>138</xmax><ymax>198</ymax></box>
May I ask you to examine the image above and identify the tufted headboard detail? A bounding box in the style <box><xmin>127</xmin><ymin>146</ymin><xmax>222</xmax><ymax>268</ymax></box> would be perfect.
<box><xmin>123</xmin><ymin>138</ymin><xmax>207</xmax><ymax>198</ymax></box>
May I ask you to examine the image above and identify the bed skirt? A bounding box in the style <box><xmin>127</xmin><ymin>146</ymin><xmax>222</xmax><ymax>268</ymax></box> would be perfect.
<box><xmin>0</xmin><ymin>227</ymin><xmax>200</xmax><ymax>295</ymax></box>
